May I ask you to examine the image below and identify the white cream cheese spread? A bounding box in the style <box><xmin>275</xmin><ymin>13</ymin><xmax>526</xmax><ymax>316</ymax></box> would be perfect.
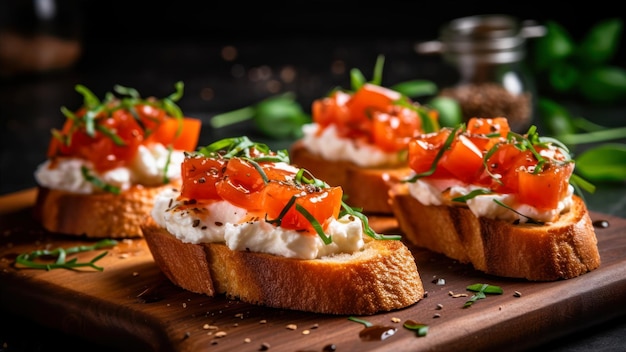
<box><xmin>34</xmin><ymin>143</ymin><xmax>185</xmax><ymax>193</ymax></box>
<box><xmin>300</xmin><ymin>123</ymin><xmax>405</xmax><ymax>167</ymax></box>
<box><xmin>408</xmin><ymin>178</ymin><xmax>574</xmax><ymax>223</ymax></box>
<box><xmin>150</xmin><ymin>188</ymin><xmax>366</xmax><ymax>259</ymax></box>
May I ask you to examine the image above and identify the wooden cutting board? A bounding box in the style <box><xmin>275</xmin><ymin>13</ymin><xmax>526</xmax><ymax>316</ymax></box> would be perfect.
<box><xmin>1</xmin><ymin>189</ymin><xmax>625</xmax><ymax>352</ymax></box>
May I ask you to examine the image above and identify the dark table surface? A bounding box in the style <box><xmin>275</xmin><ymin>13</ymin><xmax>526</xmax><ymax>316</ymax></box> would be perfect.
<box><xmin>1</xmin><ymin>4</ymin><xmax>625</xmax><ymax>351</ymax></box>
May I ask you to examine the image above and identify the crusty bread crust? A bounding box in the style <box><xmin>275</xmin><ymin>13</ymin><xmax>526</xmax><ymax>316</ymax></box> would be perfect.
<box><xmin>141</xmin><ymin>219</ymin><xmax>424</xmax><ymax>315</ymax></box>
<box><xmin>34</xmin><ymin>184</ymin><xmax>179</xmax><ymax>238</ymax></box>
<box><xmin>389</xmin><ymin>183</ymin><xmax>601</xmax><ymax>281</ymax></box>
<box><xmin>290</xmin><ymin>140</ymin><xmax>411</xmax><ymax>215</ymax></box>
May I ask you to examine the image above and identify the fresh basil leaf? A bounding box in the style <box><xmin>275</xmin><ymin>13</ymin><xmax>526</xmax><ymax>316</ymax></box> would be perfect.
<box><xmin>427</xmin><ymin>96</ymin><xmax>462</xmax><ymax>128</ymax></box>
<box><xmin>255</xmin><ymin>95</ymin><xmax>310</xmax><ymax>139</ymax></box>
<box><xmin>350</xmin><ymin>68</ymin><xmax>367</xmax><ymax>92</ymax></box>
<box><xmin>548</xmin><ymin>62</ymin><xmax>580</xmax><ymax>93</ymax></box>
<box><xmin>75</xmin><ymin>84</ymin><xmax>101</xmax><ymax>108</ymax></box>
<box><xmin>403</xmin><ymin>321</ymin><xmax>429</xmax><ymax>337</ymax></box>
<box><xmin>577</xmin><ymin>66</ymin><xmax>626</xmax><ymax>104</ymax></box>
<box><xmin>371</xmin><ymin>54</ymin><xmax>385</xmax><ymax>86</ymax></box>
<box><xmin>537</xmin><ymin>98</ymin><xmax>577</xmax><ymax>137</ymax></box>
<box><xmin>452</xmin><ymin>188</ymin><xmax>492</xmax><ymax>203</ymax></box>
<box><xmin>391</xmin><ymin>80</ymin><xmax>438</xmax><ymax>98</ymax></box>
<box><xmin>531</xmin><ymin>21</ymin><xmax>575</xmax><ymax>72</ymax></box>
<box><xmin>575</xmin><ymin>143</ymin><xmax>626</xmax><ymax>182</ymax></box>
<box><xmin>576</xmin><ymin>18</ymin><xmax>623</xmax><ymax>66</ymax></box>
<box><xmin>466</xmin><ymin>283</ymin><xmax>503</xmax><ymax>294</ymax></box>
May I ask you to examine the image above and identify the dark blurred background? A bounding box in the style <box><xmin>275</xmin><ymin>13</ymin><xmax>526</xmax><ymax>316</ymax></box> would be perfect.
<box><xmin>1</xmin><ymin>0</ymin><xmax>624</xmax><ymax>195</ymax></box>
<box><xmin>1</xmin><ymin>2</ymin><xmax>626</xmax><ymax>351</ymax></box>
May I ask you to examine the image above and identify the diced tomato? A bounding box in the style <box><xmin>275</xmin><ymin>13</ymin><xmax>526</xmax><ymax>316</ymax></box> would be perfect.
<box><xmin>439</xmin><ymin>135</ymin><xmax>485</xmax><ymax>183</ymax></box>
<box><xmin>407</xmin><ymin>129</ymin><xmax>455</xmax><ymax>178</ymax></box>
<box><xmin>94</xmin><ymin>109</ymin><xmax>145</xmax><ymax>171</ymax></box>
<box><xmin>216</xmin><ymin>158</ymin><xmax>267</xmax><ymax>210</ymax></box>
<box><xmin>262</xmin><ymin>182</ymin><xmax>343</xmax><ymax>234</ymax></box>
<box><xmin>346</xmin><ymin>83</ymin><xmax>402</xmax><ymax>123</ymax></box>
<box><xmin>48</xmin><ymin>109</ymin><xmax>201</xmax><ymax>173</ymax></box>
<box><xmin>135</xmin><ymin>104</ymin><xmax>168</xmax><ymax>133</ymax></box>
<box><xmin>47</xmin><ymin>118</ymin><xmax>74</xmax><ymax>158</ymax></box>
<box><xmin>371</xmin><ymin>106</ymin><xmax>422</xmax><ymax>153</ymax></box>
<box><xmin>179</xmin><ymin>156</ymin><xmax>225</xmax><ymax>201</ymax></box>
<box><xmin>466</xmin><ymin>117</ymin><xmax>510</xmax><ymax>137</ymax></box>
<box><xmin>477</xmin><ymin>143</ymin><xmax>523</xmax><ymax>192</ymax></box>
<box><xmin>312</xmin><ymin>90</ymin><xmax>351</xmax><ymax>129</ymax></box>
<box><xmin>179</xmin><ymin>152</ymin><xmax>344</xmax><ymax>233</ymax></box>
<box><xmin>517</xmin><ymin>161</ymin><xmax>574</xmax><ymax>210</ymax></box>
<box><xmin>312</xmin><ymin>83</ymin><xmax>439</xmax><ymax>150</ymax></box>
<box><xmin>146</xmin><ymin>117</ymin><xmax>202</xmax><ymax>151</ymax></box>
<box><xmin>52</xmin><ymin>109</ymin><xmax>145</xmax><ymax>172</ymax></box>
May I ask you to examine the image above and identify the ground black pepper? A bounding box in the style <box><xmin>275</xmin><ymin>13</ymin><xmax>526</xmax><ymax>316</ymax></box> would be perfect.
<box><xmin>439</xmin><ymin>82</ymin><xmax>532</xmax><ymax>132</ymax></box>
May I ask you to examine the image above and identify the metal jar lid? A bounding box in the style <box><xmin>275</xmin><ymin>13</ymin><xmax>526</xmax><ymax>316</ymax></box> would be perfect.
<box><xmin>416</xmin><ymin>14</ymin><xmax>545</xmax><ymax>64</ymax></box>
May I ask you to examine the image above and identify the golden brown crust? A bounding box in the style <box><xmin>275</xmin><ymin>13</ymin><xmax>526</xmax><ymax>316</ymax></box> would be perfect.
<box><xmin>389</xmin><ymin>183</ymin><xmax>601</xmax><ymax>281</ymax></box>
<box><xmin>141</xmin><ymin>220</ymin><xmax>425</xmax><ymax>315</ymax></box>
<box><xmin>34</xmin><ymin>184</ymin><xmax>179</xmax><ymax>238</ymax></box>
<box><xmin>290</xmin><ymin>140</ymin><xmax>411</xmax><ymax>215</ymax></box>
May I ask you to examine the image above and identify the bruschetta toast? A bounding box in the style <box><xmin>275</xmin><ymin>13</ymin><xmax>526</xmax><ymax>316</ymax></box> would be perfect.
<box><xmin>141</xmin><ymin>136</ymin><xmax>424</xmax><ymax>315</ymax></box>
<box><xmin>389</xmin><ymin>117</ymin><xmax>601</xmax><ymax>281</ymax></box>
<box><xmin>291</xmin><ymin>82</ymin><xmax>439</xmax><ymax>214</ymax></box>
<box><xmin>34</xmin><ymin>82</ymin><xmax>201</xmax><ymax>238</ymax></box>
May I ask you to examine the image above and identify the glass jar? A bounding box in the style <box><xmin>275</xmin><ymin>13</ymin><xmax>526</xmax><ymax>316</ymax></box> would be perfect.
<box><xmin>0</xmin><ymin>0</ymin><xmax>84</xmax><ymax>77</ymax></box>
<box><xmin>416</xmin><ymin>14</ymin><xmax>545</xmax><ymax>132</ymax></box>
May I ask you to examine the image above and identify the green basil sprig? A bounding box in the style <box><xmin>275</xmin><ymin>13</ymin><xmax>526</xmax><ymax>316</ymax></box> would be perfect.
<box><xmin>209</xmin><ymin>92</ymin><xmax>311</xmax><ymax>140</ymax></box>
<box><xmin>538</xmin><ymin>97</ymin><xmax>626</xmax><ymax>183</ymax></box>
<box><xmin>531</xmin><ymin>18</ymin><xmax>626</xmax><ymax>104</ymax></box>
<box><xmin>15</xmin><ymin>239</ymin><xmax>118</xmax><ymax>271</ymax></box>
<box><xmin>464</xmin><ymin>283</ymin><xmax>503</xmax><ymax>308</ymax></box>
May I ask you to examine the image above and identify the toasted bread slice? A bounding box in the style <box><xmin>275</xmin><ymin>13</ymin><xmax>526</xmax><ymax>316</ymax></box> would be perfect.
<box><xmin>290</xmin><ymin>140</ymin><xmax>411</xmax><ymax>215</ymax></box>
<box><xmin>141</xmin><ymin>218</ymin><xmax>424</xmax><ymax>315</ymax></box>
<box><xmin>389</xmin><ymin>183</ymin><xmax>601</xmax><ymax>281</ymax></box>
<box><xmin>34</xmin><ymin>184</ymin><xmax>178</xmax><ymax>238</ymax></box>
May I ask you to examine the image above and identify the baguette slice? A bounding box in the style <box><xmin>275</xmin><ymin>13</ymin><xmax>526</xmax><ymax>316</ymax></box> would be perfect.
<box><xmin>34</xmin><ymin>184</ymin><xmax>178</xmax><ymax>238</ymax></box>
<box><xmin>389</xmin><ymin>183</ymin><xmax>601</xmax><ymax>281</ymax></box>
<box><xmin>290</xmin><ymin>140</ymin><xmax>410</xmax><ymax>214</ymax></box>
<box><xmin>141</xmin><ymin>218</ymin><xmax>424</xmax><ymax>315</ymax></box>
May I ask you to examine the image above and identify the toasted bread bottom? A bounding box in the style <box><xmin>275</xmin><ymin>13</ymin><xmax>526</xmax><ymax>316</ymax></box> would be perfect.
<box><xmin>34</xmin><ymin>184</ymin><xmax>178</xmax><ymax>238</ymax></box>
<box><xmin>389</xmin><ymin>183</ymin><xmax>601</xmax><ymax>281</ymax></box>
<box><xmin>290</xmin><ymin>140</ymin><xmax>411</xmax><ymax>214</ymax></box>
<box><xmin>141</xmin><ymin>220</ymin><xmax>425</xmax><ymax>315</ymax></box>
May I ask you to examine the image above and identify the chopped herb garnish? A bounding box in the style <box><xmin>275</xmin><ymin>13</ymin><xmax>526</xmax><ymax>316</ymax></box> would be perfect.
<box><xmin>451</xmin><ymin>188</ymin><xmax>493</xmax><ymax>203</ymax></box>
<box><xmin>295</xmin><ymin>203</ymin><xmax>332</xmax><ymax>245</ymax></box>
<box><xmin>57</xmin><ymin>81</ymin><xmax>185</xmax><ymax>143</ymax></box>
<box><xmin>81</xmin><ymin>166</ymin><xmax>121</xmax><ymax>194</ymax></box>
<box><xmin>265</xmin><ymin>195</ymin><xmax>298</xmax><ymax>228</ymax></box>
<box><xmin>162</xmin><ymin>145</ymin><xmax>173</xmax><ymax>184</ymax></box>
<box><xmin>340</xmin><ymin>201</ymin><xmax>401</xmax><ymax>241</ymax></box>
<box><xmin>464</xmin><ymin>283</ymin><xmax>503</xmax><ymax>308</ymax></box>
<box><xmin>196</xmin><ymin>136</ymin><xmax>289</xmax><ymax>164</ymax></box>
<box><xmin>15</xmin><ymin>239</ymin><xmax>118</xmax><ymax>271</ymax></box>
<box><xmin>295</xmin><ymin>168</ymin><xmax>327</xmax><ymax>188</ymax></box>
<box><xmin>348</xmin><ymin>316</ymin><xmax>373</xmax><ymax>327</ymax></box>
<box><xmin>403</xmin><ymin>320</ymin><xmax>429</xmax><ymax>337</ymax></box>
<box><xmin>493</xmin><ymin>199</ymin><xmax>543</xmax><ymax>225</ymax></box>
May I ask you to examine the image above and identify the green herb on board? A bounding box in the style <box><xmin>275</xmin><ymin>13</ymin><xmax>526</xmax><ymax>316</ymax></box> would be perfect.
<box><xmin>464</xmin><ymin>283</ymin><xmax>503</xmax><ymax>308</ymax></box>
<box><xmin>15</xmin><ymin>239</ymin><xmax>118</xmax><ymax>271</ymax></box>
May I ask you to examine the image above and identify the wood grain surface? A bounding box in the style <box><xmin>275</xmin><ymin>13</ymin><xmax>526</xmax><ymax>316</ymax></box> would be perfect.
<box><xmin>1</xmin><ymin>189</ymin><xmax>625</xmax><ymax>352</ymax></box>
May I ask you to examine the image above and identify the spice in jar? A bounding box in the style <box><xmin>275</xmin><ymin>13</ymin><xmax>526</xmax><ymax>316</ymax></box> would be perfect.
<box><xmin>438</xmin><ymin>82</ymin><xmax>532</xmax><ymax>132</ymax></box>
